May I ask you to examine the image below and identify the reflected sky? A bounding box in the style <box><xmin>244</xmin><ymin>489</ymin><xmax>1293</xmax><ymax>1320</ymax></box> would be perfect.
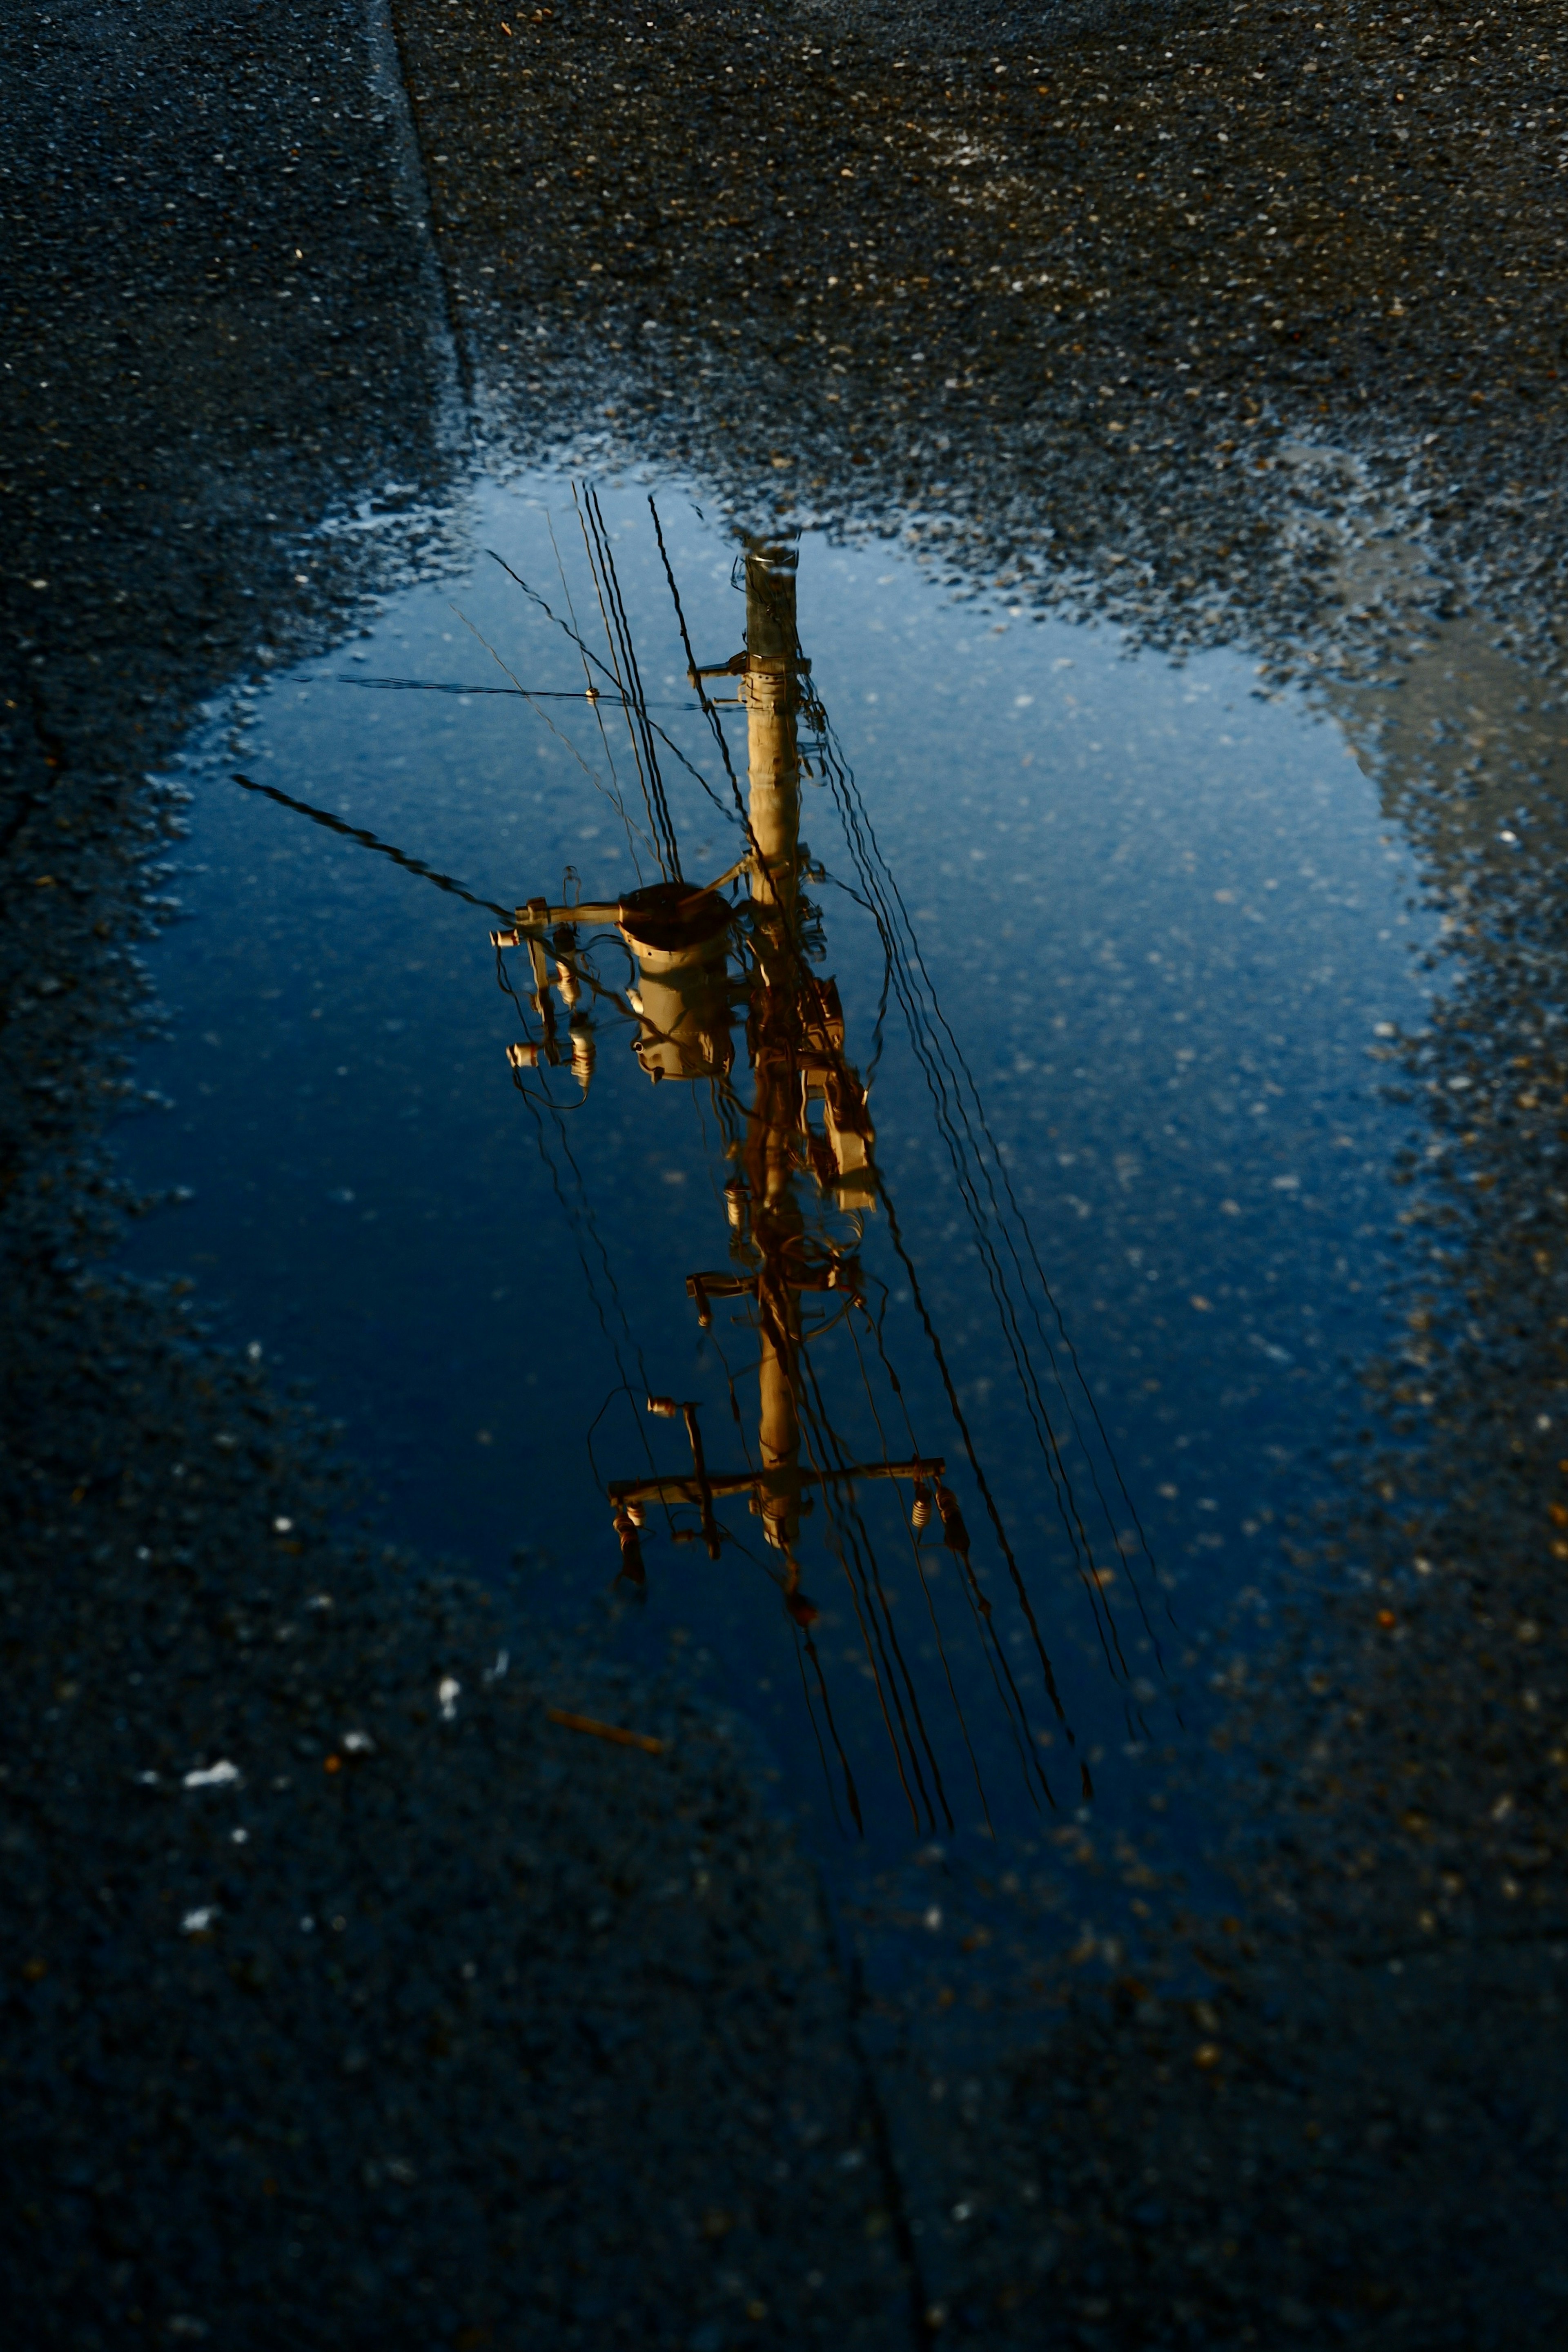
<box><xmin>118</xmin><ymin>471</ymin><xmax>1434</xmax><ymax>1866</ymax></box>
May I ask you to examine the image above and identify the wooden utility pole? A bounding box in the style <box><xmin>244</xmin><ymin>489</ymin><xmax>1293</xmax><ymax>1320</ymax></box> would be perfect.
<box><xmin>494</xmin><ymin>533</ymin><xmax>917</xmax><ymax>1601</ymax></box>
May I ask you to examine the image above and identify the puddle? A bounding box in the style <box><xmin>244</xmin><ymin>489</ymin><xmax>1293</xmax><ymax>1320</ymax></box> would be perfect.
<box><xmin>117</xmin><ymin>469</ymin><xmax>1434</xmax><ymax>1875</ymax></box>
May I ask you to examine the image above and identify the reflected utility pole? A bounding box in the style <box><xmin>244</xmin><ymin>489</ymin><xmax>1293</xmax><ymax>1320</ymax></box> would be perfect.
<box><xmin>494</xmin><ymin>536</ymin><xmax>938</xmax><ymax>1606</ymax></box>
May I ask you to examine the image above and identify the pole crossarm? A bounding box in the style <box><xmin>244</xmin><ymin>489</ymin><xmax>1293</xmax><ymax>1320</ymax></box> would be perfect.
<box><xmin>686</xmin><ymin>1254</ymin><xmax>860</xmax><ymax>1310</ymax></box>
<box><xmin>606</xmin><ymin>1455</ymin><xmax>944</xmax><ymax>1509</ymax></box>
<box><xmin>688</xmin><ymin>652</ymin><xmax>812</xmax><ymax>682</ymax></box>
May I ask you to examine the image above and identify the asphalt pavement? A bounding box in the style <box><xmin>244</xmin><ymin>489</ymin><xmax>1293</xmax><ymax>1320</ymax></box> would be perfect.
<box><xmin>4</xmin><ymin>2</ymin><xmax>1566</xmax><ymax>2345</ymax></box>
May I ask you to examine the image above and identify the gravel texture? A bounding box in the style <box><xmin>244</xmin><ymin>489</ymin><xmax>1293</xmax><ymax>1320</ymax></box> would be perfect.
<box><xmin>2</xmin><ymin>4</ymin><xmax>917</xmax><ymax>2343</ymax></box>
<box><xmin>2</xmin><ymin>1265</ymin><xmax>915</xmax><ymax>2348</ymax></box>
<box><xmin>6</xmin><ymin>0</ymin><xmax>1568</xmax><ymax>2344</ymax></box>
<box><xmin>403</xmin><ymin>0</ymin><xmax>1568</xmax><ymax>677</ymax></box>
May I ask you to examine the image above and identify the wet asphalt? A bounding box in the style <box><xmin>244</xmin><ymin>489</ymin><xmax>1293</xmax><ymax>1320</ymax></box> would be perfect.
<box><xmin>4</xmin><ymin>0</ymin><xmax>1567</xmax><ymax>2344</ymax></box>
<box><xmin>412</xmin><ymin>0</ymin><xmax>1568</xmax><ymax>674</ymax></box>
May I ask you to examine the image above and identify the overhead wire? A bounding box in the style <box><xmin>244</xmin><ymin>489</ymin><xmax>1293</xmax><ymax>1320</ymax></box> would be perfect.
<box><xmin>519</xmin><ymin>1087</ymin><xmax>669</xmax><ymax>1535</ymax></box>
<box><xmin>809</xmin><ymin>704</ymin><xmax>1155</xmax><ymax>1682</ymax></box>
<box><xmin>487</xmin><ymin>539</ymin><xmax>742</xmax><ymax>834</ymax></box>
<box><xmin>478</xmin><ymin>490</ymin><xmax>1152</xmax><ymax>1813</ymax></box>
<box><xmin>794</xmin><ymin>1335</ymin><xmax>953</xmax><ymax>1834</ymax></box>
<box><xmin>548</xmin><ymin>507</ymin><xmax>650</xmax><ymax>881</ymax></box>
<box><xmin>577</xmin><ymin>484</ymin><xmax>682</xmax><ymax>881</ymax></box>
<box><xmin>833</xmin><ymin>711</ymin><xmax>1164</xmax><ymax>1649</ymax></box>
<box><xmin>231</xmin><ymin>774</ymin><xmax>510</xmax><ymax>917</ymax></box>
<box><xmin>845</xmin><ymin>1302</ymin><xmax>993</xmax><ymax>1830</ymax></box>
<box><xmin>448</xmin><ymin>599</ymin><xmax>658</xmax><ymax>866</ymax></box>
<box><xmin>637</xmin><ymin>502</ymin><xmax>1086</xmax><ymax>1800</ymax></box>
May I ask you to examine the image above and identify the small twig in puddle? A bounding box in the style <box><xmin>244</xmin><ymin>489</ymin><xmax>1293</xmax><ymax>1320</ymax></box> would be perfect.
<box><xmin>546</xmin><ymin>1708</ymin><xmax>664</xmax><ymax>1755</ymax></box>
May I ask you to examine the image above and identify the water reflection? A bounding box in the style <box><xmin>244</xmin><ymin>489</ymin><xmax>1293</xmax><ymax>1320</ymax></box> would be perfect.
<box><xmin>123</xmin><ymin>469</ymin><xmax>1430</xmax><ymax>1864</ymax></box>
<box><xmin>473</xmin><ymin>514</ymin><xmax>1154</xmax><ymax>1827</ymax></box>
<box><xmin>1236</xmin><ymin>561</ymin><xmax>1568</xmax><ymax>1951</ymax></box>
